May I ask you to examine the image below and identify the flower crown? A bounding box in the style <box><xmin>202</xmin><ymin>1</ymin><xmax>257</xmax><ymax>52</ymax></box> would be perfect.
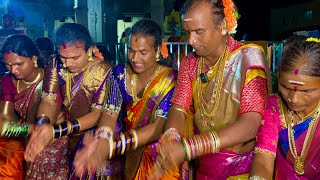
<box><xmin>222</xmin><ymin>0</ymin><xmax>239</xmax><ymax>35</ymax></box>
<box><xmin>306</xmin><ymin>37</ymin><xmax>320</xmax><ymax>43</ymax></box>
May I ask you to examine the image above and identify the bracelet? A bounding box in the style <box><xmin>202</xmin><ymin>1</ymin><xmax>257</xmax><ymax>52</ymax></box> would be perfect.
<box><xmin>211</xmin><ymin>131</ymin><xmax>221</xmax><ymax>152</ymax></box>
<box><xmin>1</xmin><ymin>121</ymin><xmax>29</xmax><ymax>137</ymax></box>
<box><xmin>70</xmin><ymin>119</ymin><xmax>80</xmax><ymax>134</ymax></box>
<box><xmin>249</xmin><ymin>175</ymin><xmax>266</xmax><ymax>180</ymax></box>
<box><xmin>120</xmin><ymin>133</ymin><xmax>126</xmax><ymax>155</ymax></box>
<box><xmin>130</xmin><ymin>129</ymin><xmax>138</xmax><ymax>150</ymax></box>
<box><xmin>95</xmin><ymin>126</ymin><xmax>114</xmax><ymax>159</ymax></box>
<box><xmin>36</xmin><ymin>114</ymin><xmax>50</xmax><ymax>126</ymax></box>
<box><xmin>53</xmin><ymin>124</ymin><xmax>62</xmax><ymax>139</ymax></box>
<box><xmin>163</xmin><ymin>128</ymin><xmax>181</xmax><ymax>142</ymax></box>
<box><xmin>182</xmin><ymin>138</ymin><xmax>191</xmax><ymax>160</ymax></box>
<box><xmin>170</xmin><ymin>106</ymin><xmax>187</xmax><ymax>116</ymax></box>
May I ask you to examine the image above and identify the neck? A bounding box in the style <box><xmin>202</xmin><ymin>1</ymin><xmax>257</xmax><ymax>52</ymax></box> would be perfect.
<box><xmin>136</xmin><ymin>64</ymin><xmax>159</xmax><ymax>79</ymax></box>
<box><xmin>24</xmin><ymin>68</ymin><xmax>39</xmax><ymax>82</ymax></box>
<box><xmin>203</xmin><ymin>38</ymin><xmax>228</xmax><ymax>67</ymax></box>
<box><xmin>297</xmin><ymin>101</ymin><xmax>320</xmax><ymax>119</ymax></box>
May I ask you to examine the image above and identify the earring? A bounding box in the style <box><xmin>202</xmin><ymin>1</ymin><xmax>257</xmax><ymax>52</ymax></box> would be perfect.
<box><xmin>221</xmin><ymin>20</ymin><xmax>227</xmax><ymax>35</ymax></box>
<box><xmin>33</xmin><ymin>56</ymin><xmax>38</xmax><ymax>68</ymax></box>
<box><xmin>156</xmin><ymin>47</ymin><xmax>160</xmax><ymax>62</ymax></box>
<box><xmin>88</xmin><ymin>48</ymin><xmax>93</xmax><ymax>62</ymax></box>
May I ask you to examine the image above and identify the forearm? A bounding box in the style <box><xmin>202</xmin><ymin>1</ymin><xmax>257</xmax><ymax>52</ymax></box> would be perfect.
<box><xmin>37</xmin><ymin>99</ymin><xmax>59</xmax><ymax>123</ymax></box>
<box><xmin>164</xmin><ymin>105</ymin><xmax>186</xmax><ymax>134</ymax></box>
<box><xmin>76</xmin><ymin>108</ymin><xmax>102</xmax><ymax>132</ymax></box>
<box><xmin>219</xmin><ymin>112</ymin><xmax>261</xmax><ymax>149</ymax></box>
<box><xmin>250</xmin><ymin>153</ymin><xmax>274</xmax><ymax>179</ymax></box>
<box><xmin>136</xmin><ymin>118</ymin><xmax>165</xmax><ymax>147</ymax></box>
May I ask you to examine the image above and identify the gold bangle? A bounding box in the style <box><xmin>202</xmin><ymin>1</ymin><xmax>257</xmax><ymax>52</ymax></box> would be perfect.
<box><xmin>211</xmin><ymin>131</ymin><xmax>221</xmax><ymax>152</ymax></box>
<box><xmin>170</xmin><ymin>106</ymin><xmax>187</xmax><ymax>116</ymax></box>
<box><xmin>58</xmin><ymin>124</ymin><xmax>62</xmax><ymax>138</ymax></box>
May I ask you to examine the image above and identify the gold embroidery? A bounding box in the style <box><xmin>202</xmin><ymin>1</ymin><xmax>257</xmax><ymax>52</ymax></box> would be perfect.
<box><xmin>41</xmin><ymin>92</ymin><xmax>57</xmax><ymax>100</ymax></box>
<box><xmin>254</xmin><ymin>147</ymin><xmax>276</xmax><ymax>160</ymax></box>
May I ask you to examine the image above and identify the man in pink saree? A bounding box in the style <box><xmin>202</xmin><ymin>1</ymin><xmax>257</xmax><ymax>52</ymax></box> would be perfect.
<box><xmin>250</xmin><ymin>35</ymin><xmax>320</xmax><ymax>179</ymax></box>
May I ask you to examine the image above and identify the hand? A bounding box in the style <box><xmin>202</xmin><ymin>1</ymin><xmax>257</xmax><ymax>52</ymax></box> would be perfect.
<box><xmin>24</xmin><ymin>124</ymin><xmax>53</xmax><ymax>162</ymax></box>
<box><xmin>73</xmin><ymin>133</ymin><xmax>109</xmax><ymax>177</ymax></box>
<box><xmin>147</xmin><ymin>141</ymin><xmax>185</xmax><ymax>179</ymax></box>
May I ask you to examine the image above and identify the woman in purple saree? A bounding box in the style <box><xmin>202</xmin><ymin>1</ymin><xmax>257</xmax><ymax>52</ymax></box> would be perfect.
<box><xmin>250</xmin><ymin>35</ymin><xmax>320</xmax><ymax>179</ymax></box>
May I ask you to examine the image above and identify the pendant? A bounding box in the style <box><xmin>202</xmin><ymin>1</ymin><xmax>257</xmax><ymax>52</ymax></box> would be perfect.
<box><xmin>294</xmin><ymin>158</ymin><xmax>304</xmax><ymax>175</ymax></box>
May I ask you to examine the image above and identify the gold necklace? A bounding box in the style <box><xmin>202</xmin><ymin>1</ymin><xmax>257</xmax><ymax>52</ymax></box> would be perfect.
<box><xmin>286</xmin><ymin>101</ymin><xmax>320</xmax><ymax>175</ymax></box>
<box><xmin>197</xmin><ymin>45</ymin><xmax>228</xmax><ymax>128</ymax></box>
<box><xmin>130</xmin><ymin>65</ymin><xmax>161</xmax><ymax>104</ymax></box>
<box><xmin>22</xmin><ymin>69</ymin><xmax>42</xmax><ymax>88</ymax></box>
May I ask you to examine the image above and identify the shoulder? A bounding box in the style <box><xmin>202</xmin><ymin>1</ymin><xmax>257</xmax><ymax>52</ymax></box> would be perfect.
<box><xmin>233</xmin><ymin>44</ymin><xmax>267</xmax><ymax>68</ymax></box>
<box><xmin>180</xmin><ymin>52</ymin><xmax>198</xmax><ymax>68</ymax></box>
<box><xmin>1</xmin><ymin>74</ymin><xmax>13</xmax><ymax>83</ymax></box>
<box><xmin>91</xmin><ymin>61</ymin><xmax>113</xmax><ymax>74</ymax></box>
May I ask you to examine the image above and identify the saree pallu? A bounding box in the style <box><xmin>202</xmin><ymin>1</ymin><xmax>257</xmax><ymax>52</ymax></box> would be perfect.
<box><xmin>256</xmin><ymin>94</ymin><xmax>320</xmax><ymax>179</ymax></box>
<box><xmin>28</xmin><ymin>57</ymin><xmax>112</xmax><ymax>179</ymax></box>
<box><xmin>0</xmin><ymin>74</ymin><xmax>43</xmax><ymax>180</ymax></box>
<box><xmin>104</xmin><ymin>64</ymin><xmax>176</xmax><ymax>179</ymax></box>
<box><xmin>172</xmin><ymin>38</ymin><xmax>269</xmax><ymax>179</ymax></box>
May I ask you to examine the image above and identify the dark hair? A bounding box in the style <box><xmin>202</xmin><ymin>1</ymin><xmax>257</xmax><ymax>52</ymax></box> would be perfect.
<box><xmin>129</xmin><ymin>19</ymin><xmax>163</xmax><ymax>50</ymax></box>
<box><xmin>1</xmin><ymin>35</ymin><xmax>39</xmax><ymax>59</ymax></box>
<box><xmin>181</xmin><ymin>0</ymin><xmax>235</xmax><ymax>26</ymax></box>
<box><xmin>55</xmin><ymin>23</ymin><xmax>93</xmax><ymax>51</ymax></box>
<box><xmin>280</xmin><ymin>35</ymin><xmax>320</xmax><ymax>77</ymax></box>
<box><xmin>35</xmin><ymin>37</ymin><xmax>54</xmax><ymax>54</ymax></box>
<box><xmin>2</xmin><ymin>13</ymin><xmax>14</xmax><ymax>21</ymax></box>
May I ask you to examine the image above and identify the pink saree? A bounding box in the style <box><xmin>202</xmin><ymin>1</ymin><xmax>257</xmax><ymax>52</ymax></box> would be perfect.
<box><xmin>255</xmin><ymin>94</ymin><xmax>320</xmax><ymax>179</ymax></box>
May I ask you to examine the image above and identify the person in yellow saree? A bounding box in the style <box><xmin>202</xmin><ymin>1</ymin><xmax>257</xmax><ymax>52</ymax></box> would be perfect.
<box><xmin>72</xmin><ymin>19</ymin><xmax>177</xmax><ymax>179</ymax></box>
<box><xmin>0</xmin><ymin>35</ymin><xmax>44</xmax><ymax>180</ymax></box>
<box><xmin>250</xmin><ymin>36</ymin><xmax>320</xmax><ymax>179</ymax></box>
<box><xmin>24</xmin><ymin>23</ymin><xmax>112</xmax><ymax>179</ymax></box>
<box><xmin>148</xmin><ymin>0</ymin><xmax>270</xmax><ymax>179</ymax></box>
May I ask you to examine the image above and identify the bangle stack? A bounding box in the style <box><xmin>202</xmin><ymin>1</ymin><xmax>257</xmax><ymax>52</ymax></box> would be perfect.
<box><xmin>95</xmin><ymin>126</ymin><xmax>114</xmax><ymax>159</ymax></box>
<box><xmin>52</xmin><ymin>119</ymin><xmax>81</xmax><ymax>139</ymax></box>
<box><xmin>1</xmin><ymin>121</ymin><xmax>29</xmax><ymax>137</ymax></box>
<box><xmin>181</xmin><ymin>131</ymin><xmax>221</xmax><ymax>160</ymax></box>
<box><xmin>112</xmin><ymin>130</ymin><xmax>138</xmax><ymax>158</ymax></box>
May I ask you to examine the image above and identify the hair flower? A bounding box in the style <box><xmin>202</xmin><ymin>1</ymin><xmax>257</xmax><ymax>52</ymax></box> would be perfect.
<box><xmin>222</xmin><ymin>0</ymin><xmax>238</xmax><ymax>35</ymax></box>
<box><xmin>160</xmin><ymin>39</ymin><xmax>169</xmax><ymax>58</ymax></box>
<box><xmin>306</xmin><ymin>37</ymin><xmax>320</xmax><ymax>43</ymax></box>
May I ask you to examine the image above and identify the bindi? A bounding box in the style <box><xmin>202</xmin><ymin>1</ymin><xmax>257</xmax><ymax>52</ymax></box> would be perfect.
<box><xmin>183</xmin><ymin>18</ymin><xmax>192</xmax><ymax>22</ymax></box>
<box><xmin>294</xmin><ymin>69</ymin><xmax>299</xmax><ymax>75</ymax></box>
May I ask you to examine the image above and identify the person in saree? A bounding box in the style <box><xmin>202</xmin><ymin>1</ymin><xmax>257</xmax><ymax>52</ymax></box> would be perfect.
<box><xmin>23</xmin><ymin>23</ymin><xmax>112</xmax><ymax>179</ymax></box>
<box><xmin>72</xmin><ymin>19</ymin><xmax>177</xmax><ymax>179</ymax></box>
<box><xmin>0</xmin><ymin>34</ymin><xmax>44</xmax><ymax>180</ymax></box>
<box><xmin>148</xmin><ymin>0</ymin><xmax>270</xmax><ymax>179</ymax></box>
<box><xmin>250</xmin><ymin>36</ymin><xmax>320</xmax><ymax>180</ymax></box>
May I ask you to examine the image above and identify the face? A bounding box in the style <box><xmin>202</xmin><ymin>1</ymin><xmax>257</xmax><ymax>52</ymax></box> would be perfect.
<box><xmin>278</xmin><ymin>71</ymin><xmax>320</xmax><ymax>114</ymax></box>
<box><xmin>58</xmin><ymin>43</ymin><xmax>89</xmax><ymax>73</ymax></box>
<box><xmin>128</xmin><ymin>34</ymin><xmax>158</xmax><ymax>74</ymax></box>
<box><xmin>183</xmin><ymin>1</ymin><xmax>225</xmax><ymax>57</ymax></box>
<box><xmin>2</xmin><ymin>17</ymin><xmax>13</xmax><ymax>28</ymax></box>
<box><xmin>3</xmin><ymin>52</ymin><xmax>35</xmax><ymax>80</ymax></box>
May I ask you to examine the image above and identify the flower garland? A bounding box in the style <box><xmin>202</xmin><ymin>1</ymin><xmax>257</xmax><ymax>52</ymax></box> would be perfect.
<box><xmin>222</xmin><ymin>0</ymin><xmax>239</xmax><ymax>35</ymax></box>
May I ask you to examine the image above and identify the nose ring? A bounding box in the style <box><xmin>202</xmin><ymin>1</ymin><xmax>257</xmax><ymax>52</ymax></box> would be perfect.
<box><xmin>288</xmin><ymin>98</ymin><xmax>292</xmax><ymax>103</ymax></box>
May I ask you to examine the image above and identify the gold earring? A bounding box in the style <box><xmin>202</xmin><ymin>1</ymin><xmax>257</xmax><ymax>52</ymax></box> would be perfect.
<box><xmin>221</xmin><ymin>20</ymin><xmax>227</xmax><ymax>35</ymax></box>
<box><xmin>33</xmin><ymin>56</ymin><xmax>38</xmax><ymax>68</ymax></box>
<box><xmin>88</xmin><ymin>49</ymin><xmax>93</xmax><ymax>62</ymax></box>
<box><xmin>156</xmin><ymin>47</ymin><xmax>160</xmax><ymax>62</ymax></box>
